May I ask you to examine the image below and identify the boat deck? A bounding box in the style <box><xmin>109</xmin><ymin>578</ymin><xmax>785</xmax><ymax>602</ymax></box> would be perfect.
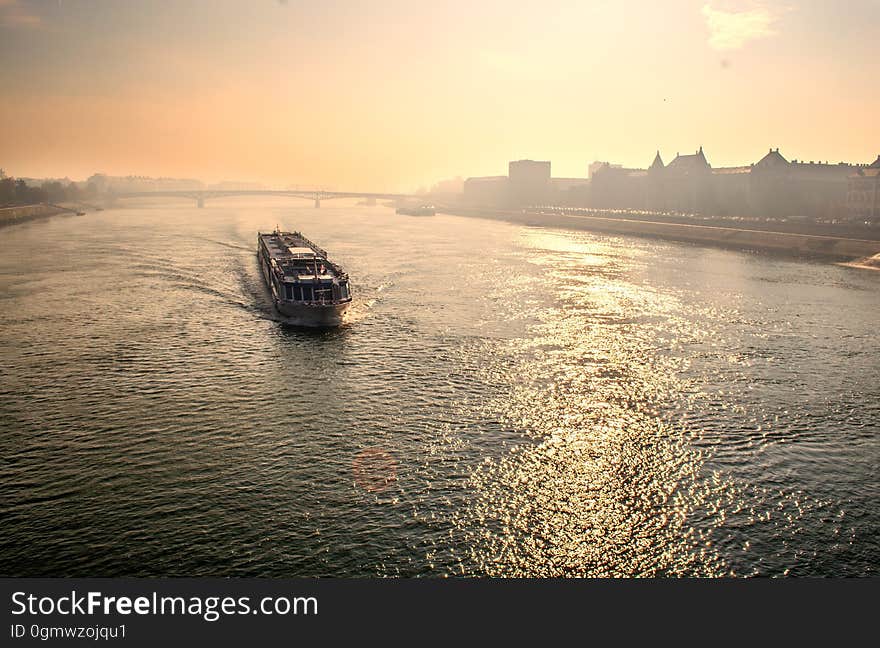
<box><xmin>259</xmin><ymin>231</ymin><xmax>346</xmax><ymax>280</ymax></box>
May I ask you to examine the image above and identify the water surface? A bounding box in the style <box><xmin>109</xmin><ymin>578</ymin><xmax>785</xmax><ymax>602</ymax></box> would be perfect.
<box><xmin>1</xmin><ymin>201</ymin><xmax>877</xmax><ymax>576</ymax></box>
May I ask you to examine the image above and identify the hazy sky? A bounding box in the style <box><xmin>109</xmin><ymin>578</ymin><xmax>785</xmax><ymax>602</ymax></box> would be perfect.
<box><xmin>1</xmin><ymin>0</ymin><xmax>878</xmax><ymax>190</ymax></box>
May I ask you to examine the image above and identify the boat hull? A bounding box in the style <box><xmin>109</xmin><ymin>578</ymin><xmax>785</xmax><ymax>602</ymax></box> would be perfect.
<box><xmin>258</xmin><ymin>249</ymin><xmax>351</xmax><ymax>327</ymax></box>
<box><xmin>274</xmin><ymin>299</ymin><xmax>350</xmax><ymax>327</ymax></box>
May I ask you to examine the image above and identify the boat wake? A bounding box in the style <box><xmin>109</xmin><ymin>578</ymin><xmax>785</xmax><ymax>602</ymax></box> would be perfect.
<box><xmin>341</xmin><ymin>277</ymin><xmax>394</xmax><ymax>324</ymax></box>
<box><xmin>191</xmin><ymin>236</ymin><xmax>253</xmax><ymax>252</ymax></box>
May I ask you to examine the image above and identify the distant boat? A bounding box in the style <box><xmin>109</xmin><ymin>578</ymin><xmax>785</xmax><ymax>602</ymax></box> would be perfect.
<box><xmin>257</xmin><ymin>229</ymin><xmax>352</xmax><ymax>327</ymax></box>
<box><xmin>396</xmin><ymin>205</ymin><xmax>436</xmax><ymax>216</ymax></box>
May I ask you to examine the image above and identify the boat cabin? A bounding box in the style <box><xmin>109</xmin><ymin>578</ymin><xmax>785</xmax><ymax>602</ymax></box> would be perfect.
<box><xmin>258</xmin><ymin>231</ymin><xmax>351</xmax><ymax>304</ymax></box>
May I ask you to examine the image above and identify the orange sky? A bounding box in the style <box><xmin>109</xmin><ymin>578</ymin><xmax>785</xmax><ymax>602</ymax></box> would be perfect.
<box><xmin>1</xmin><ymin>0</ymin><xmax>878</xmax><ymax>191</ymax></box>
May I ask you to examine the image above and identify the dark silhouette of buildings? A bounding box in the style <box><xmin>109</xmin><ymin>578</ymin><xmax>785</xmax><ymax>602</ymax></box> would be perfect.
<box><xmin>463</xmin><ymin>148</ymin><xmax>879</xmax><ymax>224</ymax></box>
<box><xmin>847</xmin><ymin>155</ymin><xmax>880</xmax><ymax>221</ymax></box>
<box><xmin>592</xmin><ymin>147</ymin><xmax>862</xmax><ymax>220</ymax></box>
<box><xmin>462</xmin><ymin>175</ymin><xmax>508</xmax><ymax>207</ymax></box>
<box><xmin>508</xmin><ymin>159</ymin><xmax>551</xmax><ymax>206</ymax></box>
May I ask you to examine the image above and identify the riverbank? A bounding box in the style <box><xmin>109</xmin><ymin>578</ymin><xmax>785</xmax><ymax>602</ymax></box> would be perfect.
<box><xmin>840</xmin><ymin>253</ymin><xmax>880</xmax><ymax>271</ymax></box>
<box><xmin>443</xmin><ymin>207</ymin><xmax>880</xmax><ymax>261</ymax></box>
<box><xmin>0</xmin><ymin>203</ymin><xmax>85</xmax><ymax>228</ymax></box>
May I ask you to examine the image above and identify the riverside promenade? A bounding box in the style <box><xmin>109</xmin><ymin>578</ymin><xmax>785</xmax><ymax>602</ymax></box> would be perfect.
<box><xmin>444</xmin><ymin>207</ymin><xmax>880</xmax><ymax>262</ymax></box>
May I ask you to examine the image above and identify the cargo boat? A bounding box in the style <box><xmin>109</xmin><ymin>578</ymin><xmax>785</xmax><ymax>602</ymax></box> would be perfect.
<box><xmin>396</xmin><ymin>205</ymin><xmax>436</xmax><ymax>216</ymax></box>
<box><xmin>257</xmin><ymin>229</ymin><xmax>352</xmax><ymax>327</ymax></box>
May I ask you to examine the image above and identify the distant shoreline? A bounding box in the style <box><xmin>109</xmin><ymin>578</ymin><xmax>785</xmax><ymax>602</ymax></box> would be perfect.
<box><xmin>0</xmin><ymin>203</ymin><xmax>85</xmax><ymax>228</ymax></box>
<box><xmin>441</xmin><ymin>206</ymin><xmax>880</xmax><ymax>263</ymax></box>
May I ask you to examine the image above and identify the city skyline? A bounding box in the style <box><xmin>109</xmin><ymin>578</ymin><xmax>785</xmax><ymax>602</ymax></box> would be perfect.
<box><xmin>1</xmin><ymin>0</ymin><xmax>878</xmax><ymax>191</ymax></box>
<box><xmin>6</xmin><ymin>143</ymin><xmax>878</xmax><ymax>190</ymax></box>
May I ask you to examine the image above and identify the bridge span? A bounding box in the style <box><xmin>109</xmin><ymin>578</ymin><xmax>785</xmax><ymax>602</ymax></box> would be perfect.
<box><xmin>107</xmin><ymin>189</ymin><xmax>419</xmax><ymax>209</ymax></box>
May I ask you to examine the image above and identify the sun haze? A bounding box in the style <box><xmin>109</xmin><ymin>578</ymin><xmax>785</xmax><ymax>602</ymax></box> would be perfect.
<box><xmin>1</xmin><ymin>0</ymin><xmax>877</xmax><ymax>190</ymax></box>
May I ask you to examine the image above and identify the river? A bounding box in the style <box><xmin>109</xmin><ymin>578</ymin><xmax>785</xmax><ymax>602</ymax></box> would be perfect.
<box><xmin>1</xmin><ymin>200</ymin><xmax>877</xmax><ymax>576</ymax></box>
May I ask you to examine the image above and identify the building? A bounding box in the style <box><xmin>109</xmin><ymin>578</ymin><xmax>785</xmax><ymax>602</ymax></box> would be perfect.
<box><xmin>464</xmin><ymin>162</ymin><xmax>585</xmax><ymax>208</ymax></box>
<box><xmin>645</xmin><ymin>151</ymin><xmax>667</xmax><ymax>211</ymax></box>
<box><xmin>787</xmin><ymin>159</ymin><xmax>856</xmax><ymax>220</ymax></box>
<box><xmin>847</xmin><ymin>155</ymin><xmax>880</xmax><ymax>223</ymax></box>
<box><xmin>463</xmin><ymin>176</ymin><xmax>508</xmax><ymax>207</ymax></box>
<box><xmin>508</xmin><ymin>160</ymin><xmax>551</xmax><ymax>206</ymax></box>
<box><xmin>460</xmin><ymin>149</ymin><xmax>872</xmax><ymax>219</ymax></box>
<box><xmin>747</xmin><ymin>148</ymin><xmax>794</xmax><ymax>218</ymax></box>
<box><xmin>587</xmin><ymin>147</ymin><xmax>861</xmax><ymax>220</ymax></box>
<box><xmin>711</xmin><ymin>164</ymin><xmax>751</xmax><ymax>216</ymax></box>
<box><xmin>86</xmin><ymin>173</ymin><xmax>204</xmax><ymax>193</ymax></box>
<box><xmin>551</xmin><ymin>178</ymin><xmax>590</xmax><ymax>206</ymax></box>
<box><xmin>590</xmin><ymin>163</ymin><xmax>646</xmax><ymax>209</ymax></box>
<box><xmin>662</xmin><ymin>147</ymin><xmax>713</xmax><ymax>213</ymax></box>
<box><xmin>208</xmin><ymin>180</ymin><xmax>266</xmax><ymax>191</ymax></box>
<box><xmin>591</xmin><ymin>148</ymin><xmax>716</xmax><ymax>213</ymax></box>
<box><xmin>588</xmin><ymin>161</ymin><xmax>622</xmax><ymax>178</ymax></box>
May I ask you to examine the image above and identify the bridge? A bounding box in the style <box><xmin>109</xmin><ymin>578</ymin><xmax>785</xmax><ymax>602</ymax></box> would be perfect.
<box><xmin>106</xmin><ymin>189</ymin><xmax>420</xmax><ymax>209</ymax></box>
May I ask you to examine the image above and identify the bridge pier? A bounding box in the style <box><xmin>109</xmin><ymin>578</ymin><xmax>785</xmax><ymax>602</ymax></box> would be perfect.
<box><xmin>314</xmin><ymin>198</ymin><xmax>321</xmax><ymax>208</ymax></box>
<box><xmin>197</xmin><ymin>196</ymin><xmax>205</xmax><ymax>208</ymax></box>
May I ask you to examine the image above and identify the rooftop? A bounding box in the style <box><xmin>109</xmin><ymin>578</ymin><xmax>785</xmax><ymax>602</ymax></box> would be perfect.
<box><xmin>754</xmin><ymin>148</ymin><xmax>789</xmax><ymax>168</ymax></box>
<box><xmin>465</xmin><ymin>175</ymin><xmax>507</xmax><ymax>182</ymax></box>
<box><xmin>649</xmin><ymin>151</ymin><xmax>664</xmax><ymax>171</ymax></box>
<box><xmin>666</xmin><ymin>147</ymin><xmax>710</xmax><ymax>172</ymax></box>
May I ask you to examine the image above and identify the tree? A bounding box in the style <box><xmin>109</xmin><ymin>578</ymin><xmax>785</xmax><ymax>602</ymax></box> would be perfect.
<box><xmin>0</xmin><ymin>176</ymin><xmax>15</xmax><ymax>205</ymax></box>
<box><xmin>16</xmin><ymin>180</ymin><xmax>47</xmax><ymax>204</ymax></box>
<box><xmin>42</xmin><ymin>181</ymin><xmax>66</xmax><ymax>202</ymax></box>
<box><xmin>14</xmin><ymin>179</ymin><xmax>28</xmax><ymax>202</ymax></box>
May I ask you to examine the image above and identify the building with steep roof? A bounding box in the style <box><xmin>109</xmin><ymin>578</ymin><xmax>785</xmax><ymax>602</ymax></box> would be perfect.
<box><xmin>748</xmin><ymin>148</ymin><xmax>794</xmax><ymax>218</ymax></box>
<box><xmin>460</xmin><ymin>149</ymin><xmax>872</xmax><ymax>220</ymax></box>
<box><xmin>591</xmin><ymin>148</ymin><xmax>715</xmax><ymax>213</ymax></box>
<box><xmin>745</xmin><ymin>148</ymin><xmax>856</xmax><ymax>219</ymax></box>
<box><xmin>648</xmin><ymin>151</ymin><xmax>664</xmax><ymax>172</ymax></box>
<box><xmin>753</xmin><ymin>148</ymin><xmax>790</xmax><ymax>171</ymax></box>
<box><xmin>666</xmin><ymin>147</ymin><xmax>711</xmax><ymax>175</ymax></box>
<box><xmin>847</xmin><ymin>155</ymin><xmax>880</xmax><ymax>223</ymax></box>
<box><xmin>661</xmin><ymin>147</ymin><xmax>714</xmax><ymax>213</ymax></box>
<box><xmin>646</xmin><ymin>151</ymin><xmax>667</xmax><ymax>209</ymax></box>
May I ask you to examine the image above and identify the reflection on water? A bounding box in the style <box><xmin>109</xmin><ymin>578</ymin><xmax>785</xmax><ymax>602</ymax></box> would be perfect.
<box><xmin>0</xmin><ymin>202</ymin><xmax>877</xmax><ymax>576</ymax></box>
<box><xmin>456</xmin><ymin>230</ymin><xmax>722</xmax><ymax>575</ymax></box>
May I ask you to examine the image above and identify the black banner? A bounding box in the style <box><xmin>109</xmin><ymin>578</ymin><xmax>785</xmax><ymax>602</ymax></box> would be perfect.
<box><xmin>0</xmin><ymin>578</ymin><xmax>875</xmax><ymax>645</ymax></box>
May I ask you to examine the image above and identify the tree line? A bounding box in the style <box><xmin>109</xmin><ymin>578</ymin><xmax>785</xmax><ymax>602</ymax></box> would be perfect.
<box><xmin>0</xmin><ymin>170</ymin><xmax>99</xmax><ymax>207</ymax></box>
